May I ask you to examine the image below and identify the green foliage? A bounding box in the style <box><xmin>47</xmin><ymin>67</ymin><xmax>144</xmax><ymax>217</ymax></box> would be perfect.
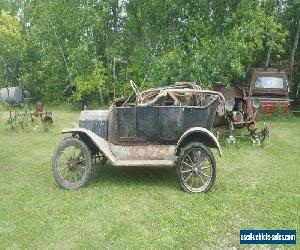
<box><xmin>192</xmin><ymin>6</ymin><xmax>287</xmax><ymax>86</ymax></box>
<box><xmin>0</xmin><ymin>0</ymin><xmax>298</xmax><ymax>103</ymax></box>
<box><xmin>146</xmin><ymin>48</ymin><xmax>186</xmax><ymax>86</ymax></box>
<box><xmin>74</xmin><ymin>60</ymin><xmax>108</xmax><ymax>101</ymax></box>
<box><xmin>0</xmin><ymin>10</ymin><xmax>24</xmax><ymax>86</ymax></box>
<box><xmin>0</xmin><ymin>11</ymin><xmax>21</xmax><ymax>47</ymax></box>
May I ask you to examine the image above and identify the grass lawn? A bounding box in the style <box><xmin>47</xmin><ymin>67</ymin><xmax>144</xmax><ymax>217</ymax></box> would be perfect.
<box><xmin>0</xmin><ymin>109</ymin><xmax>299</xmax><ymax>248</ymax></box>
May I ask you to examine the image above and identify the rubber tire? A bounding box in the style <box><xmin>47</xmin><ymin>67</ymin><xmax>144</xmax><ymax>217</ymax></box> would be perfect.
<box><xmin>176</xmin><ymin>142</ymin><xmax>216</xmax><ymax>193</ymax></box>
<box><xmin>52</xmin><ymin>137</ymin><xmax>92</xmax><ymax>190</ymax></box>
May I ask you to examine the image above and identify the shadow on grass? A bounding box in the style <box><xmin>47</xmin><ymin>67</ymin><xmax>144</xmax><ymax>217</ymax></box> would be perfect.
<box><xmin>91</xmin><ymin>164</ymin><xmax>178</xmax><ymax>190</ymax></box>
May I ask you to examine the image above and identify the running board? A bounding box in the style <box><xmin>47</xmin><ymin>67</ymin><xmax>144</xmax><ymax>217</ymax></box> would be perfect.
<box><xmin>115</xmin><ymin>160</ymin><xmax>174</xmax><ymax>167</ymax></box>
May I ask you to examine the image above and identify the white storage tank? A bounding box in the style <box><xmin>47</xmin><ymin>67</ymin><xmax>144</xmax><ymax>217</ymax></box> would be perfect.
<box><xmin>0</xmin><ymin>87</ymin><xmax>24</xmax><ymax>106</ymax></box>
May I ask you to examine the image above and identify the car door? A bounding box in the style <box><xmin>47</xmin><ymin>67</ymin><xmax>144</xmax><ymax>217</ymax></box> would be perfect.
<box><xmin>136</xmin><ymin>106</ymin><xmax>159</xmax><ymax>142</ymax></box>
<box><xmin>116</xmin><ymin>106</ymin><xmax>137</xmax><ymax>139</ymax></box>
<box><xmin>158</xmin><ymin>106</ymin><xmax>183</xmax><ymax>141</ymax></box>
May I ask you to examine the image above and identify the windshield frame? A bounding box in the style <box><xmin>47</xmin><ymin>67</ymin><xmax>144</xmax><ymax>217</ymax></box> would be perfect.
<box><xmin>255</xmin><ymin>76</ymin><xmax>284</xmax><ymax>89</ymax></box>
<box><xmin>249</xmin><ymin>70</ymin><xmax>288</xmax><ymax>97</ymax></box>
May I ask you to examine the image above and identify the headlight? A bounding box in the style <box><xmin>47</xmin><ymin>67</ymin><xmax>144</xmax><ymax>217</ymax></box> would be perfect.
<box><xmin>225</xmin><ymin>98</ymin><xmax>235</xmax><ymax>112</ymax></box>
<box><xmin>252</xmin><ymin>98</ymin><xmax>261</xmax><ymax>109</ymax></box>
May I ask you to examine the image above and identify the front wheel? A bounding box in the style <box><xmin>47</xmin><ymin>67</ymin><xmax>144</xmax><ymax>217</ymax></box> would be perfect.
<box><xmin>52</xmin><ymin>137</ymin><xmax>92</xmax><ymax>189</ymax></box>
<box><xmin>176</xmin><ymin>142</ymin><xmax>216</xmax><ymax>193</ymax></box>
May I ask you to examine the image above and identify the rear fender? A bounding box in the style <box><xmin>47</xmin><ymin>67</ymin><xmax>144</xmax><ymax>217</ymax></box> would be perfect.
<box><xmin>61</xmin><ymin>128</ymin><xmax>117</xmax><ymax>164</ymax></box>
<box><xmin>176</xmin><ymin>127</ymin><xmax>222</xmax><ymax>157</ymax></box>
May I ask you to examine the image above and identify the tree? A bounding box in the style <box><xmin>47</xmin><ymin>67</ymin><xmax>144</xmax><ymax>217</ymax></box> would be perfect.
<box><xmin>289</xmin><ymin>19</ymin><xmax>300</xmax><ymax>75</ymax></box>
<box><xmin>74</xmin><ymin>60</ymin><xmax>108</xmax><ymax>103</ymax></box>
<box><xmin>0</xmin><ymin>10</ymin><xmax>23</xmax><ymax>86</ymax></box>
<box><xmin>0</xmin><ymin>0</ymin><xmax>299</xmax><ymax>102</ymax></box>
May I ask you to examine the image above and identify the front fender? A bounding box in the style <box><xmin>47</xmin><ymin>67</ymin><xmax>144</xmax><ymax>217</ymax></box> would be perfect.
<box><xmin>176</xmin><ymin>127</ymin><xmax>222</xmax><ymax>157</ymax></box>
<box><xmin>61</xmin><ymin>128</ymin><xmax>117</xmax><ymax>164</ymax></box>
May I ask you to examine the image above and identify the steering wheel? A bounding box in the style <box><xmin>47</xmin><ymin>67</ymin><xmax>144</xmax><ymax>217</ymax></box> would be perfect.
<box><xmin>130</xmin><ymin>80</ymin><xmax>142</xmax><ymax>102</ymax></box>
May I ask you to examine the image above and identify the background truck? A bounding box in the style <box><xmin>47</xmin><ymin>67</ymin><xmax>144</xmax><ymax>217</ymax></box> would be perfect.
<box><xmin>247</xmin><ymin>68</ymin><xmax>290</xmax><ymax>113</ymax></box>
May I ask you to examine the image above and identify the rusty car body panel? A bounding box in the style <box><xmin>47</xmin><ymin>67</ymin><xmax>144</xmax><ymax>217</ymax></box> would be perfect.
<box><xmin>62</xmin><ymin>83</ymin><xmax>223</xmax><ymax>166</ymax></box>
<box><xmin>62</xmin><ymin>127</ymin><xmax>175</xmax><ymax>166</ymax></box>
<box><xmin>213</xmin><ymin>83</ymin><xmax>269</xmax><ymax>143</ymax></box>
<box><xmin>54</xmin><ymin>82</ymin><xmax>223</xmax><ymax>192</ymax></box>
<box><xmin>214</xmin><ymin>68</ymin><xmax>291</xmax><ymax>117</ymax></box>
<box><xmin>249</xmin><ymin>68</ymin><xmax>288</xmax><ymax>96</ymax></box>
<box><xmin>248</xmin><ymin>68</ymin><xmax>290</xmax><ymax>113</ymax></box>
<box><xmin>62</xmin><ymin>125</ymin><xmax>222</xmax><ymax>166</ymax></box>
<box><xmin>176</xmin><ymin>127</ymin><xmax>222</xmax><ymax>157</ymax></box>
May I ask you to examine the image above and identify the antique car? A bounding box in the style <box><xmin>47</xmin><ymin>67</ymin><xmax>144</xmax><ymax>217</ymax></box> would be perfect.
<box><xmin>247</xmin><ymin>68</ymin><xmax>290</xmax><ymax>113</ymax></box>
<box><xmin>213</xmin><ymin>84</ymin><xmax>269</xmax><ymax>144</ymax></box>
<box><xmin>52</xmin><ymin>81</ymin><xmax>224</xmax><ymax>193</ymax></box>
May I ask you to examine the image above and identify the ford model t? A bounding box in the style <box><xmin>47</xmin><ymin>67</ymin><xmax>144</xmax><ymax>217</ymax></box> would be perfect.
<box><xmin>52</xmin><ymin>82</ymin><xmax>223</xmax><ymax>193</ymax></box>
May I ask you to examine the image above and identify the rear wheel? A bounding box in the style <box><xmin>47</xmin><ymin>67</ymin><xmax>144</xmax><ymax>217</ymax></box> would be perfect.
<box><xmin>52</xmin><ymin>137</ymin><xmax>92</xmax><ymax>189</ymax></box>
<box><xmin>176</xmin><ymin>142</ymin><xmax>216</xmax><ymax>193</ymax></box>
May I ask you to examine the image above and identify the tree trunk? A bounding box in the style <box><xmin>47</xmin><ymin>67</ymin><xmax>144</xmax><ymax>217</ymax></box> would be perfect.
<box><xmin>265</xmin><ymin>47</ymin><xmax>272</xmax><ymax>69</ymax></box>
<box><xmin>289</xmin><ymin>19</ymin><xmax>300</xmax><ymax>75</ymax></box>
<box><xmin>4</xmin><ymin>64</ymin><xmax>7</xmax><ymax>86</ymax></box>
<box><xmin>112</xmin><ymin>3</ymin><xmax>118</xmax><ymax>33</ymax></box>
<box><xmin>98</xmin><ymin>87</ymin><xmax>104</xmax><ymax>105</ymax></box>
<box><xmin>48</xmin><ymin>17</ymin><xmax>73</xmax><ymax>84</ymax></box>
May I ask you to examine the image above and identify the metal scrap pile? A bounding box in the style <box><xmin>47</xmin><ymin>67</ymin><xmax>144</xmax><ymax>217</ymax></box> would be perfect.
<box><xmin>139</xmin><ymin>82</ymin><xmax>225</xmax><ymax>108</ymax></box>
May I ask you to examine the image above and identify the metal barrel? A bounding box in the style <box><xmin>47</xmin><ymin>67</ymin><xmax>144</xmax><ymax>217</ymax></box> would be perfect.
<box><xmin>0</xmin><ymin>87</ymin><xmax>24</xmax><ymax>106</ymax></box>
